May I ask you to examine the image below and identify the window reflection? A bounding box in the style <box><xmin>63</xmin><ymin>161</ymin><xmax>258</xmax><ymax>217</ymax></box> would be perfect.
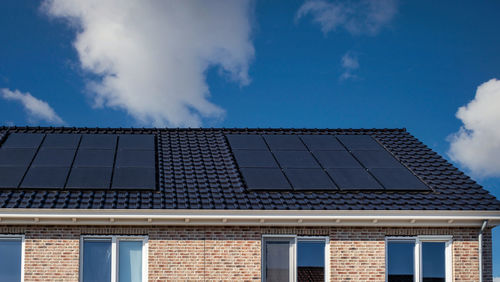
<box><xmin>0</xmin><ymin>238</ymin><xmax>22</xmax><ymax>282</ymax></box>
<box><xmin>297</xmin><ymin>241</ymin><xmax>325</xmax><ymax>282</ymax></box>
<box><xmin>422</xmin><ymin>242</ymin><xmax>446</xmax><ymax>282</ymax></box>
<box><xmin>83</xmin><ymin>240</ymin><xmax>112</xmax><ymax>282</ymax></box>
<box><xmin>387</xmin><ymin>241</ymin><xmax>414</xmax><ymax>282</ymax></box>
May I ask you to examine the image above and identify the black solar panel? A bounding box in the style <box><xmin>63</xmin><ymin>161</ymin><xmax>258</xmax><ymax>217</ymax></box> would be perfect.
<box><xmin>263</xmin><ymin>135</ymin><xmax>307</xmax><ymax>151</ymax></box>
<box><xmin>2</xmin><ymin>133</ymin><xmax>44</xmax><ymax>148</ymax></box>
<box><xmin>337</xmin><ymin>135</ymin><xmax>383</xmax><ymax>150</ymax></box>
<box><xmin>273</xmin><ymin>151</ymin><xmax>320</xmax><ymax>168</ymax></box>
<box><xmin>42</xmin><ymin>134</ymin><xmax>81</xmax><ymax>149</ymax></box>
<box><xmin>21</xmin><ymin>167</ymin><xmax>70</xmax><ymax>189</ymax></box>
<box><xmin>66</xmin><ymin>167</ymin><xmax>112</xmax><ymax>189</ymax></box>
<box><xmin>233</xmin><ymin>150</ymin><xmax>278</xmax><ymax>168</ymax></box>
<box><xmin>79</xmin><ymin>134</ymin><xmax>117</xmax><ymax>150</ymax></box>
<box><xmin>226</xmin><ymin>135</ymin><xmax>268</xmax><ymax>150</ymax></box>
<box><xmin>31</xmin><ymin>149</ymin><xmax>76</xmax><ymax>167</ymax></box>
<box><xmin>326</xmin><ymin>168</ymin><xmax>382</xmax><ymax>190</ymax></box>
<box><xmin>370</xmin><ymin>168</ymin><xmax>429</xmax><ymax>190</ymax></box>
<box><xmin>300</xmin><ymin>135</ymin><xmax>344</xmax><ymax>150</ymax></box>
<box><xmin>0</xmin><ymin>167</ymin><xmax>28</xmax><ymax>188</ymax></box>
<box><xmin>118</xmin><ymin>135</ymin><xmax>155</xmax><ymax>150</ymax></box>
<box><xmin>73</xmin><ymin>149</ymin><xmax>115</xmax><ymax>167</ymax></box>
<box><xmin>111</xmin><ymin>167</ymin><xmax>156</xmax><ymax>190</ymax></box>
<box><xmin>312</xmin><ymin>150</ymin><xmax>362</xmax><ymax>168</ymax></box>
<box><xmin>115</xmin><ymin>150</ymin><xmax>155</xmax><ymax>168</ymax></box>
<box><xmin>240</xmin><ymin>168</ymin><xmax>291</xmax><ymax>190</ymax></box>
<box><xmin>0</xmin><ymin>149</ymin><xmax>37</xmax><ymax>167</ymax></box>
<box><xmin>284</xmin><ymin>168</ymin><xmax>337</xmax><ymax>190</ymax></box>
<box><xmin>352</xmin><ymin>150</ymin><xmax>403</xmax><ymax>168</ymax></box>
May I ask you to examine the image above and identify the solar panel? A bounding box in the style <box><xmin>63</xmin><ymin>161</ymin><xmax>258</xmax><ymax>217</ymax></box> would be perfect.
<box><xmin>0</xmin><ymin>149</ymin><xmax>37</xmax><ymax>167</ymax></box>
<box><xmin>370</xmin><ymin>168</ymin><xmax>429</xmax><ymax>190</ymax></box>
<box><xmin>0</xmin><ymin>167</ymin><xmax>28</xmax><ymax>188</ymax></box>
<box><xmin>326</xmin><ymin>168</ymin><xmax>382</xmax><ymax>190</ymax></box>
<box><xmin>352</xmin><ymin>150</ymin><xmax>403</xmax><ymax>168</ymax></box>
<box><xmin>21</xmin><ymin>167</ymin><xmax>70</xmax><ymax>189</ymax></box>
<box><xmin>284</xmin><ymin>168</ymin><xmax>337</xmax><ymax>190</ymax></box>
<box><xmin>232</xmin><ymin>150</ymin><xmax>278</xmax><ymax>168</ymax></box>
<box><xmin>263</xmin><ymin>135</ymin><xmax>307</xmax><ymax>151</ymax></box>
<box><xmin>31</xmin><ymin>149</ymin><xmax>76</xmax><ymax>167</ymax></box>
<box><xmin>300</xmin><ymin>135</ymin><xmax>344</xmax><ymax>150</ymax></box>
<box><xmin>240</xmin><ymin>168</ymin><xmax>291</xmax><ymax>190</ymax></box>
<box><xmin>111</xmin><ymin>167</ymin><xmax>156</xmax><ymax>190</ymax></box>
<box><xmin>79</xmin><ymin>134</ymin><xmax>117</xmax><ymax>150</ymax></box>
<box><xmin>118</xmin><ymin>135</ymin><xmax>155</xmax><ymax>150</ymax></box>
<box><xmin>42</xmin><ymin>134</ymin><xmax>81</xmax><ymax>149</ymax></box>
<box><xmin>2</xmin><ymin>133</ymin><xmax>44</xmax><ymax>148</ymax></box>
<box><xmin>337</xmin><ymin>135</ymin><xmax>383</xmax><ymax>150</ymax></box>
<box><xmin>115</xmin><ymin>150</ymin><xmax>155</xmax><ymax>168</ymax></box>
<box><xmin>226</xmin><ymin>135</ymin><xmax>268</xmax><ymax>150</ymax></box>
<box><xmin>66</xmin><ymin>167</ymin><xmax>112</xmax><ymax>189</ymax></box>
<box><xmin>273</xmin><ymin>151</ymin><xmax>320</xmax><ymax>168</ymax></box>
<box><xmin>73</xmin><ymin>149</ymin><xmax>115</xmax><ymax>167</ymax></box>
<box><xmin>312</xmin><ymin>150</ymin><xmax>362</xmax><ymax>168</ymax></box>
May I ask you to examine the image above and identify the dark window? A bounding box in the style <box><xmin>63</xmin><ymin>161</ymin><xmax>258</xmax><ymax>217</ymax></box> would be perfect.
<box><xmin>0</xmin><ymin>237</ymin><xmax>22</xmax><ymax>282</ymax></box>
<box><xmin>387</xmin><ymin>241</ymin><xmax>414</xmax><ymax>282</ymax></box>
<box><xmin>264</xmin><ymin>240</ymin><xmax>291</xmax><ymax>282</ymax></box>
<box><xmin>422</xmin><ymin>242</ymin><xmax>446</xmax><ymax>282</ymax></box>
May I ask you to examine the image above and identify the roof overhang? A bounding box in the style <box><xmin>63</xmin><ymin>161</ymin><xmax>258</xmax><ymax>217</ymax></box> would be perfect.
<box><xmin>0</xmin><ymin>209</ymin><xmax>499</xmax><ymax>227</ymax></box>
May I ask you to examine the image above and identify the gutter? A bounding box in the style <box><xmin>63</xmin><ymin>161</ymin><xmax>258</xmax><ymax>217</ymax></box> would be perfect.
<box><xmin>0</xmin><ymin>209</ymin><xmax>499</xmax><ymax>226</ymax></box>
<box><xmin>478</xmin><ymin>220</ymin><xmax>488</xmax><ymax>282</ymax></box>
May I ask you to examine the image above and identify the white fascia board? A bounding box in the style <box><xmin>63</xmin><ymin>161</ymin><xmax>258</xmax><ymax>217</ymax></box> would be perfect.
<box><xmin>0</xmin><ymin>209</ymin><xmax>498</xmax><ymax>227</ymax></box>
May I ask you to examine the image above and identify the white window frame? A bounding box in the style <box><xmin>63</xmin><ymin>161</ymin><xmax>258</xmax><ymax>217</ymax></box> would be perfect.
<box><xmin>386</xmin><ymin>235</ymin><xmax>452</xmax><ymax>282</ymax></box>
<box><xmin>0</xmin><ymin>234</ymin><xmax>25</xmax><ymax>282</ymax></box>
<box><xmin>80</xmin><ymin>235</ymin><xmax>148</xmax><ymax>282</ymax></box>
<box><xmin>262</xmin><ymin>235</ymin><xmax>330</xmax><ymax>282</ymax></box>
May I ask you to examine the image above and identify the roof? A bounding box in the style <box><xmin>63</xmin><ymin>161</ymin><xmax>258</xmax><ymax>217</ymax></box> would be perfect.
<box><xmin>0</xmin><ymin>126</ymin><xmax>499</xmax><ymax>211</ymax></box>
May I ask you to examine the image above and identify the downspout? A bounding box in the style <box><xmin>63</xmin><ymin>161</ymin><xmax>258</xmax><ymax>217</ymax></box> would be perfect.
<box><xmin>479</xmin><ymin>220</ymin><xmax>488</xmax><ymax>282</ymax></box>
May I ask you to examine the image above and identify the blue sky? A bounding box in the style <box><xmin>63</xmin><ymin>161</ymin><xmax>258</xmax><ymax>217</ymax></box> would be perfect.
<box><xmin>1</xmin><ymin>0</ymin><xmax>500</xmax><ymax>277</ymax></box>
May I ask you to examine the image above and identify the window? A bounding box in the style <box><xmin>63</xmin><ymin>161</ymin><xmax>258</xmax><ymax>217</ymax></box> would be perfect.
<box><xmin>0</xmin><ymin>235</ymin><xmax>24</xmax><ymax>282</ymax></box>
<box><xmin>80</xmin><ymin>236</ymin><xmax>147</xmax><ymax>282</ymax></box>
<box><xmin>386</xmin><ymin>236</ymin><xmax>452</xmax><ymax>282</ymax></box>
<box><xmin>262</xmin><ymin>235</ymin><xmax>329</xmax><ymax>282</ymax></box>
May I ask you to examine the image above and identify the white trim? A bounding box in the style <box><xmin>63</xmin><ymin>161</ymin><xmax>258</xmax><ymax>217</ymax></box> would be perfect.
<box><xmin>0</xmin><ymin>209</ymin><xmax>498</xmax><ymax>227</ymax></box>
<box><xmin>262</xmin><ymin>235</ymin><xmax>329</xmax><ymax>282</ymax></box>
<box><xmin>80</xmin><ymin>235</ymin><xmax>148</xmax><ymax>282</ymax></box>
<box><xmin>0</xmin><ymin>234</ymin><xmax>24</xmax><ymax>282</ymax></box>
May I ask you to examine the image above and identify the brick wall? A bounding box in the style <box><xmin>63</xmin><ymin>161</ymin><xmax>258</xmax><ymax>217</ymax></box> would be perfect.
<box><xmin>0</xmin><ymin>225</ymin><xmax>491</xmax><ymax>281</ymax></box>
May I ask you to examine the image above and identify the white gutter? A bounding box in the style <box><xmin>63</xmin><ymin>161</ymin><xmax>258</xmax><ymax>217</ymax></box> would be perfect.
<box><xmin>478</xmin><ymin>220</ymin><xmax>488</xmax><ymax>282</ymax></box>
<box><xmin>0</xmin><ymin>209</ymin><xmax>498</xmax><ymax>227</ymax></box>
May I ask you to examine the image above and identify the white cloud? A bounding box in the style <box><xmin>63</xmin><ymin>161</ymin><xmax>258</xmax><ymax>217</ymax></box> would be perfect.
<box><xmin>448</xmin><ymin>79</ymin><xmax>500</xmax><ymax>178</ymax></box>
<box><xmin>494</xmin><ymin>277</ymin><xmax>500</xmax><ymax>282</ymax></box>
<box><xmin>0</xmin><ymin>88</ymin><xmax>64</xmax><ymax>125</ymax></box>
<box><xmin>296</xmin><ymin>0</ymin><xmax>398</xmax><ymax>36</ymax></box>
<box><xmin>42</xmin><ymin>0</ymin><xmax>255</xmax><ymax>127</ymax></box>
<box><xmin>340</xmin><ymin>52</ymin><xmax>359</xmax><ymax>80</ymax></box>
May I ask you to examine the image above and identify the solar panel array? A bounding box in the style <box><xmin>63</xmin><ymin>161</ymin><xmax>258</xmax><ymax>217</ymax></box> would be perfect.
<box><xmin>227</xmin><ymin>134</ymin><xmax>429</xmax><ymax>191</ymax></box>
<box><xmin>0</xmin><ymin>133</ymin><xmax>156</xmax><ymax>190</ymax></box>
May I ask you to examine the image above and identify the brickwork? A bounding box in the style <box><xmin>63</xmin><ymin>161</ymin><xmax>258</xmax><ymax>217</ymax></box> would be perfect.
<box><xmin>0</xmin><ymin>225</ymin><xmax>492</xmax><ymax>281</ymax></box>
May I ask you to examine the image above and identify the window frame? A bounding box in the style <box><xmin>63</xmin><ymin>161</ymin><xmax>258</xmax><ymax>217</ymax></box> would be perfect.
<box><xmin>79</xmin><ymin>235</ymin><xmax>148</xmax><ymax>282</ymax></box>
<box><xmin>385</xmin><ymin>235</ymin><xmax>452</xmax><ymax>282</ymax></box>
<box><xmin>0</xmin><ymin>234</ymin><xmax>25</xmax><ymax>282</ymax></box>
<box><xmin>262</xmin><ymin>235</ymin><xmax>330</xmax><ymax>282</ymax></box>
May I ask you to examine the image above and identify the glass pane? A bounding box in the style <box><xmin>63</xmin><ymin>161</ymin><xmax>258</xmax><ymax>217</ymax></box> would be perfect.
<box><xmin>83</xmin><ymin>240</ymin><xmax>111</xmax><ymax>282</ymax></box>
<box><xmin>387</xmin><ymin>241</ymin><xmax>414</xmax><ymax>282</ymax></box>
<box><xmin>297</xmin><ymin>241</ymin><xmax>325</xmax><ymax>282</ymax></box>
<box><xmin>0</xmin><ymin>239</ymin><xmax>22</xmax><ymax>282</ymax></box>
<box><xmin>422</xmin><ymin>242</ymin><xmax>446</xmax><ymax>282</ymax></box>
<box><xmin>119</xmin><ymin>241</ymin><xmax>143</xmax><ymax>282</ymax></box>
<box><xmin>265</xmin><ymin>240</ymin><xmax>290</xmax><ymax>282</ymax></box>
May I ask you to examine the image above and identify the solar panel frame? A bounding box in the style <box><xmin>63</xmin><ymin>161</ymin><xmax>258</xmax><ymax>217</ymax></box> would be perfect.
<box><xmin>351</xmin><ymin>150</ymin><xmax>403</xmax><ymax>168</ymax></box>
<box><xmin>0</xmin><ymin>149</ymin><xmax>37</xmax><ymax>167</ymax></box>
<box><xmin>240</xmin><ymin>168</ymin><xmax>291</xmax><ymax>190</ymax></box>
<box><xmin>118</xmin><ymin>134</ymin><xmax>155</xmax><ymax>150</ymax></box>
<box><xmin>79</xmin><ymin>134</ymin><xmax>118</xmax><ymax>150</ymax></box>
<box><xmin>111</xmin><ymin>167</ymin><xmax>156</xmax><ymax>190</ymax></box>
<box><xmin>1</xmin><ymin>133</ymin><xmax>44</xmax><ymax>149</ymax></box>
<box><xmin>66</xmin><ymin>167</ymin><xmax>112</xmax><ymax>189</ymax></box>
<box><xmin>31</xmin><ymin>149</ymin><xmax>76</xmax><ymax>167</ymax></box>
<box><xmin>115</xmin><ymin>150</ymin><xmax>155</xmax><ymax>168</ymax></box>
<box><xmin>326</xmin><ymin>168</ymin><xmax>383</xmax><ymax>190</ymax></box>
<box><xmin>226</xmin><ymin>135</ymin><xmax>268</xmax><ymax>150</ymax></box>
<box><xmin>73</xmin><ymin>149</ymin><xmax>115</xmax><ymax>168</ymax></box>
<box><xmin>21</xmin><ymin>167</ymin><xmax>70</xmax><ymax>189</ymax></box>
<box><xmin>232</xmin><ymin>150</ymin><xmax>278</xmax><ymax>168</ymax></box>
<box><xmin>370</xmin><ymin>168</ymin><xmax>430</xmax><ymax>191</ymax></box>
<box><xmin>263</xmin><ymin>135</ymin><xmax>307</xmax><ymax>151</ymax></box>
<box><xmin>273</xmin><ymin>151</ymin><xmax>320</xmax><ymax>168</ymax></box>
<box><xmin>337</xmin><ymin>135</ymin><xmax>383</xmax><ymax>151</ymax></box>
<box><xmin>300</xmin><ymin>135</ymin><xmax>345</xmax><ymax>150</ymax></box>
<box><xmin>312</xmin><ymin>150</ymin><xmax>362</xmax><ymax>168</ymax></box>
<box><xmin>284</xmin><ymin>168</ymin><xmax>337</xmax><ymax>191</ymax></box>
<box><xmin>42</xmin><ymin>134</ymin><xmax>81</xmax><ymax>149</ymax></box>
<box><xmin>0</xmin><ymin>167</ymin><xmax>28</xmax><ymax>188</ymax></box>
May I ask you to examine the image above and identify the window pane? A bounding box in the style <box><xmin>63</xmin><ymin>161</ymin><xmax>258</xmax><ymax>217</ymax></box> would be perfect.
<box><xmin>265</xmin><ymin>240</ymin><xmax>290</xmax><ymax>282</ymax></box>
<box><xmin>83</xmin><ymin>240</ymin><xmax>111</xmax><ymax>282</ymax></box>
<box><xmin>119</xmin><ymin>241</ymin><xmax>143</xmax><ymax>282</ymax></box>
<box><xmin>0</xmin><ymin>239</ymin><xmax>22</xmax><ymax>282</ymax></box>
<box><xmin>422</xmin><ymin>242</ymin><xmax>446</xmax><ymax>282</ymax></box>
<box><xmin>387</xmin><ymin>241</ymin><xmax>414</xmax><ymax>282</ymax></box>
<box><xmin>297</xmin><ymin>241</ymin><xmax>325</xmax><ymax>282</ymax></box>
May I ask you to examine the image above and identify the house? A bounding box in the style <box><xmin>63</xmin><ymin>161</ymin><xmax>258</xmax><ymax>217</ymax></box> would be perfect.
<box><xmin>0</xmin><ymin>126</ymin><xmax>499</xmax><ymax>282</ymax></box>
